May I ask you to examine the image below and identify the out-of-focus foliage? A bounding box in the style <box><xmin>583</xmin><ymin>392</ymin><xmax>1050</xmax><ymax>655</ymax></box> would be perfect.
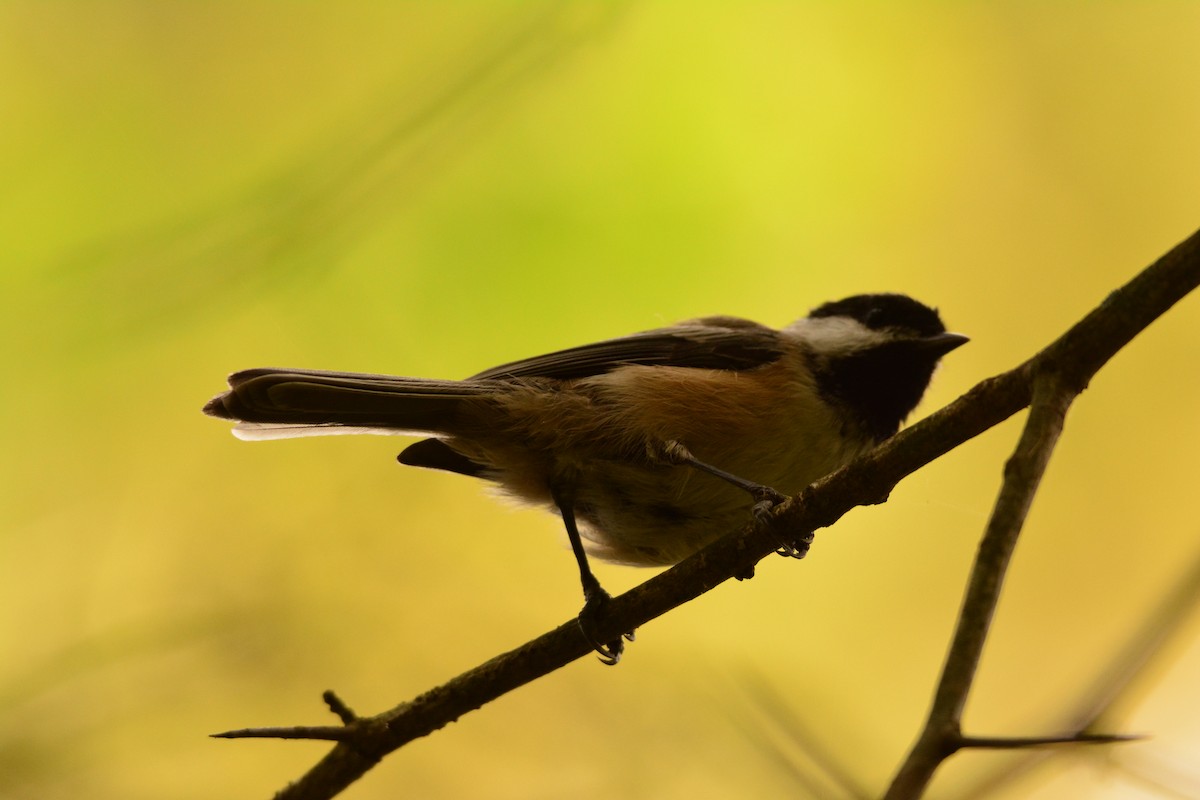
<box><xmin>2</xmin><ymin>3</ymin><xmax>1199</xmax><ymax>798</ymax></box>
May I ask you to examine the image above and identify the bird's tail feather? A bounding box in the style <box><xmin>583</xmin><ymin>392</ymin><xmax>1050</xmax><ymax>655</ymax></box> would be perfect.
<box><xmin>202</xmin><ymin>368</ymin><xmax>492</xmax><ymax>440</ymax></box>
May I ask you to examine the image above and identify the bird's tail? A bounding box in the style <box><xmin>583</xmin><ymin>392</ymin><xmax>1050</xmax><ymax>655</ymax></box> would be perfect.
<box><xmin>202</xmin><ymin>368</ymin><xmax>493</xmax><ymax>440</ymax></box>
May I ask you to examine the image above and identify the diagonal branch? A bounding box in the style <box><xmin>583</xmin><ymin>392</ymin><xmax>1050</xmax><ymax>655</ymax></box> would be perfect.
<box><xmin>215</xmin><ymin>227</ymin><xmax>1200</xmax><ymax>800</ymax></box>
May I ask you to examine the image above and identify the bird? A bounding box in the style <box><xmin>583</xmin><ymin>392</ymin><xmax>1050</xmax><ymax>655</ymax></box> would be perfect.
<box><xmin>203</xmin><ymin>293</ymin><xmax>967</xmax><ymax>663</ymax></box>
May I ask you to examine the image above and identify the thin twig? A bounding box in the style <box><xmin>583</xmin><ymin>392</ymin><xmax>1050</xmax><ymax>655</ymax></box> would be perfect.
<box><xmin>965</xmin><ymin>543</ymin><xmax>1200</xmax><ymax>798</ymax></box>
<box><xmin>957</xmin><ymin>733</ymin><xmax>1144</xmax><ymax>749</ymax></box>
<box><xmin>212</xmin><ymin>726</ymin><xmax>352</xmax><ymax>742</ymax></box>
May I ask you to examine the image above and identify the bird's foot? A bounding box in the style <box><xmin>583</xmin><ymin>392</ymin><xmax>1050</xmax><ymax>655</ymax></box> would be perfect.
<box><xmin>578</xmin><ymin>587</ymin><xmax>635</xmax><ymax>666</ymax></box>
<box><xmin>776</xmin><ymin>530</ymin><xmax>815</xmax><ymax>559</ymax></box>
<box><xmin>750</xmin><ymin>485</ymin><xmax>788</xmax><ymax>522</ymax></box>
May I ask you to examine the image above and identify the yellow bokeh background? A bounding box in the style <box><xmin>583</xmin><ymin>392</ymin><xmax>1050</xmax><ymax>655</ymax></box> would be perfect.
<box><xmin>3</xmin><ymin>4</ymin><xmax>1199</xmax><ymax>798</ymax></box>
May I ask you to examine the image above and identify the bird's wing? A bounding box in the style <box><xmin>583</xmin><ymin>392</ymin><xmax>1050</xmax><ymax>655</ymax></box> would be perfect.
<box><xmin>469</xmin><ymin>316</ymin><xmax>785</xmax><ymax>380</ymax></box>
<box><xmin>402</xmin><ymin>317</ymin><xmax>784</xmax><ymax>478</ymax></box>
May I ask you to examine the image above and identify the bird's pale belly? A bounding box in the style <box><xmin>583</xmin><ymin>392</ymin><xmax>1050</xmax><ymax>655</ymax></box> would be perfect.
<box><xmin>564</xmin><ymin>434</ymin><xmax>868</xmax><ymax>566</ymax></box>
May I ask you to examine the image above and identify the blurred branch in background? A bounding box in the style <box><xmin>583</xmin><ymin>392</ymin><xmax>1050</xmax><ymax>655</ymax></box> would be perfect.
<box><xmin>43</xmin><ymin>3</ymin><xmax>626</xmax><ymax>345</ymax></box>
<box><xmin>212</xmin><ymin>227</ymin><xmax>1200</xmax><ymax>799</ymax></box>
<box><xmin>729</xmin><ymin>676</ymin><xmax>873</xmax><ymax>800</ymax></box>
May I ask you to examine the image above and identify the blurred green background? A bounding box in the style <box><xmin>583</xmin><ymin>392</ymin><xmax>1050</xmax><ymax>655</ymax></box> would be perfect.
<box><xmin>3</xmin><ymin>3</ymin><xmax>1200</xmax><ymax>798</ymax></box>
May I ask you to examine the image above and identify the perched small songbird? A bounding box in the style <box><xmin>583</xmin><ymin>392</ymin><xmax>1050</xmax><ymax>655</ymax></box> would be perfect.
<box><xmin>204</xmin><ymin>293</ymin><xmax>966</xmax><ymax>662</ymax></box>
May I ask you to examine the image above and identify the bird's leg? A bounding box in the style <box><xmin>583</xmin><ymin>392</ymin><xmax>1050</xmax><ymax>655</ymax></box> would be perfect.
<box><xmin>551</xmin><ymin>485</ymin><xmax>634</xmax><ymax>665</ymax></box>
<box><xmin>654</xmin><ymin>440</ymin><xmax>811</xmax><ymax>559</ymax></box>
<box><xmin>654</xmin><ymin>440</ymin><xmax>787</xmax><ymax>519</ymax></box>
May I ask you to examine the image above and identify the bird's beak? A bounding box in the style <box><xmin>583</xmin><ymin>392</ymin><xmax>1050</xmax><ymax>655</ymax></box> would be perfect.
<box><xmin>919</xmin><ymin>332</ymin><xmax>970</xmax><ymax>356</ymax></box>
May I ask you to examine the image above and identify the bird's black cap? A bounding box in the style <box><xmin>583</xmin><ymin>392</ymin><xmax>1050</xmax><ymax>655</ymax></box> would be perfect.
<box><xmin>809</xmin><ymin>293</ymin><xmax>947</xmax><ymax>338</ymax></box>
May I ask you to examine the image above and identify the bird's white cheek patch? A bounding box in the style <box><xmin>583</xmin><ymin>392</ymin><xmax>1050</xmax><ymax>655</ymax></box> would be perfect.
<box><xmin>785</xmin><ymin>316</ymin><xmax>891</xmax><ymax>357</ymax></box>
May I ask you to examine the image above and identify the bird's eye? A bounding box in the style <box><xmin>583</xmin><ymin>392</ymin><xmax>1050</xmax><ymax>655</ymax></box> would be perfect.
<box><xmin>864</xmin><ymin>307</ymin><xmax>886</xmax><ymax>328</ymax></box>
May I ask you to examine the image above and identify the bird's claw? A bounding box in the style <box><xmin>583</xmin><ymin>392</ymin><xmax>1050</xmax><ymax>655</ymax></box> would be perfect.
<box><xmin>578</xmin><ymin>588</ymin><xmax>634</xmax><ymax>666</ymax></box>
<box><xmin>776</xmin><ymin>530</ymin><xmax>815</xmax><ymax>559</ymax></box>
<box><xmin>591</xmin><ymin>639</ymin><xmax>623</xmax><ymax>666</ymax></box>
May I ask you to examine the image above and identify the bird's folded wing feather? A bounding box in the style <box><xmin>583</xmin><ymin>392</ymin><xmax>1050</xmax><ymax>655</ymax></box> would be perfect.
<box><xmin>469</xmin><ymin>317</ymin><xmax>784</xmax><ymax>380</ymax></box>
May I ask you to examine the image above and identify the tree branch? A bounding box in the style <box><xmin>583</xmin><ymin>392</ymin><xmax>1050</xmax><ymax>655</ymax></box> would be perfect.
<box><xmin>215</xmin><ymin>227</ymin><xmax>1200</xmax><ymax>800</ymax></box>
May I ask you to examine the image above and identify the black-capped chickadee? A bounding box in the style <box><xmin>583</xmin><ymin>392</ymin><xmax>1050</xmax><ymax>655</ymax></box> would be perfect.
<box><xmin>204</xmin><ymin>293</ymin><xmax>966</xmax><ymax>662</ymax></box>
